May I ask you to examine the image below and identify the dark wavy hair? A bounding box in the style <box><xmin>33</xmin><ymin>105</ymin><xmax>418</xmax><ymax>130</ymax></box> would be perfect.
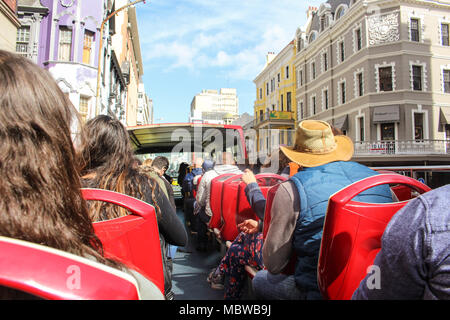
<box><xmin>77</xmin><ymin>115</ymin><xmax>161</xmax><ymax>221</ymax></box>
<box><xmin>0</xmin><ymin>50</ymin><xmax>118</xmax><ymax>269</ymax></box>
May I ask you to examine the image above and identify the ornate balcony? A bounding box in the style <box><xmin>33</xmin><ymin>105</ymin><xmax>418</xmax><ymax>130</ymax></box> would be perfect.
<box><xmin>254</xmin><ymin>110</ymin><xmax>296</xmax><ymax>129</ymax></box>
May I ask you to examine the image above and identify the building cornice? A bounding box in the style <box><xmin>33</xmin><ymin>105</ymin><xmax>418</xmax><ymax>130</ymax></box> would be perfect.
<box><xmin>1</xmin><ymin>0</ymin><xmax>21</xmax><ymax>27</ymax></box>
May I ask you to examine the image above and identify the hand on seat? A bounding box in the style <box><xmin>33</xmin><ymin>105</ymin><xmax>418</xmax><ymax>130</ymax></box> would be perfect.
<box><xmin>238</xmin><ymin>219</ymin><xmax>259</xmax><ymax>234</ymax></box>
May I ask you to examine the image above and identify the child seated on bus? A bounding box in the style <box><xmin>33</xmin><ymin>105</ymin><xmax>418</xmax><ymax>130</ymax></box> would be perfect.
<box><xmin>0</xmin><ymin>50</ymin><xmax>162</xmax><ymax>299</ymax></box>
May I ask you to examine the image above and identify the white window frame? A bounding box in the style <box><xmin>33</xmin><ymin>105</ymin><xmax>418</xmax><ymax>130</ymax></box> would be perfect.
<box><xmin>409</xmin><ymin>61</ymin><xmax>427</xmax><ymax>91</ymax></box>
<box><xmin>353</xmin><ymin>22</ymin><xmax>363</xmax><ymax>53</ymax></box>
<box><xmin>338</xmin><ymin>78</ymin><xmax>346</xmax><ymax>105</ymax></box>
<box><xmin>411</xmin><ymin>105</ymin><xmax>429</xmax><ymax>141</ymax></box>
<box><xmin>375</xmin><ymin>62</ymin><xmax>396</xmax><ymax>93</ymax></box>
<box><xmin>354</xmin><ymin>68</ymin><xmax>364</xmax><ymax>98</ymax></box>
<box><xmin>322</xmin><ymin>86</ymin><xmax>329</xmax><ymax>111</ymax></box>
<box><xmin>355</xmin><ymin>112</ymin><xmax>366</xmax><ymax>142</ymax></box>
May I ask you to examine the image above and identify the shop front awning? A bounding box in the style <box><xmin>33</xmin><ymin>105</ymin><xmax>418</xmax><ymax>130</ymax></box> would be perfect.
<box><xmin>440</xmin><ymin>106</ymin><xmax>450</xmax><ymax>124</ymax></box>
<box><xmin>333</xmin><ymin>115</ymin><xmax>348</xmax><ymax>131</ymax></box>
<box><xmin>372</xmin><ymin>105</ymin><xmax>400</xmax><ymax>123</ymax></box>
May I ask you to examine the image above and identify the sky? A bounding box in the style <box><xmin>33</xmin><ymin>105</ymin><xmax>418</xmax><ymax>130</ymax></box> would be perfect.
<box><xmin>136</xmin><ymin>0</ymin><xmax>323</xmax><ymax>123</ymax></box>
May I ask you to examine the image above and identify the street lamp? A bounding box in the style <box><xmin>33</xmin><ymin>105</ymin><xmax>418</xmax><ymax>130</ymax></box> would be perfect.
<box><xmin>96</xmin><ymin>0</ymin><xmax>147</xmax><ymax>116</ymax></box>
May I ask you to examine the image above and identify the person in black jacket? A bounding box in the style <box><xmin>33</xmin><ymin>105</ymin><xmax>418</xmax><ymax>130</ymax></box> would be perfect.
<box><xmin>77</xmin><ymin>115</ymin><xmax>187</xmax><ymax>299</ymax></box>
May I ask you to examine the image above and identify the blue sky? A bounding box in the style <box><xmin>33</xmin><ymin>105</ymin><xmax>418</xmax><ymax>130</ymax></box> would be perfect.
<box><xmin>136</xmin><ymin>0</ymin><xmax>323</xmax><ymax>123</ymax></box>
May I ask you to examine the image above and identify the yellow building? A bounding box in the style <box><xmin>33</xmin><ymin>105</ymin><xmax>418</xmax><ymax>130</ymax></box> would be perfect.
<box><xmin>253</xmin><ymin>40</ymin><xmax>297</xmax><ymax>155</ymax></box>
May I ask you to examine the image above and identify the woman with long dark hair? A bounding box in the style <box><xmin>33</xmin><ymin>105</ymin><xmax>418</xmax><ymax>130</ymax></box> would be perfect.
<box><xmin>77</xmin><ymin>114</ymin><xmax>187</xmax><ymax>299</ymax></box>
<box><xmin>0</xmin><ymin>50</ymin><xmax>162</xmax><ymax>299</ymax></box>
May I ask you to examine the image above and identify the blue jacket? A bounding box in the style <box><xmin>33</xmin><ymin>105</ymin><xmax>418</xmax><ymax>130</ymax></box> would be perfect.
<box><xmin>183</xmin><ymin>167</ymin><xmax>203</xmax><ymax>195</ymax></box>
<box><xmin>290</xmin><ymin>161</ymin><xmax>393</xmax><ymax>299</ymax></box>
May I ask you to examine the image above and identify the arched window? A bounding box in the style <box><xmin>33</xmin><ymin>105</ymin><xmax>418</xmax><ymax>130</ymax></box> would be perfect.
<box><xmin>309</xmin><ymin>31</ymin><xmax>318</xmax><ymax>43</ymax></box>
<box><xmin>335</xmin><ymin>4</ymin><xmax>348</xmax><ymax>20</ymax></box>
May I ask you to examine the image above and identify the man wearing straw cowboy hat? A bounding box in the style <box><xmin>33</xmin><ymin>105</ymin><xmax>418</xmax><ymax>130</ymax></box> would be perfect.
<box><xmin>252</xmin><ymin>120</ymin><xmax>393</xmax><ymax>300</ymax></box>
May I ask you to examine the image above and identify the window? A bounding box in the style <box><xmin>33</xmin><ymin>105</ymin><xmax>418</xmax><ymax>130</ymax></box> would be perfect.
<box><xmin>357</xmin><ymin>72</ymin><xmax>363</xmax><ymax>96</ymax></box>
<box><xmin>442</xmin><ymin>23</ymin><xmax>449</xmax><ymax>46</ymax></box>
<box><xmin>259</xmin><ymin>88</ymin><xmax>262</xmax><ymax>99</ymax></box>
<box><xmin>281</xmin><ymin>94</ymin><xmax>284</xmax><ymax>111</ymax></box>
<box><xmin>58</xmin><ymin>27</ymin><xmax>72</xmax><ymax>61</ymax></box>
<box><xmin>299</xmin><ymin>70</ymin><xmax>303</xmax><ymax>86</ymax></box>
<box><xmin>16</xmin><ymin>26</ymin><xmax>30</xmax><ymax>55</ymax></box>
<box><xmin>381</xmin><ymin>123</ymin><xmax>395</xmax><ymax>141</ymax></box>
<box><xmin>286</xmin><ymin>66</ymin><xmax>289</xmax><ymax>79</ymax></box>
<box><xmin>414</xmin><ymin>113</ymin><xmax>424</xmax><ymax>141</ymax></box>
<box><xmin>323</xmin><ymin>89</ymin><xmax>329</xmax><ymax>110</ymax></box>
<box><xmin>82</xmin><ymin>30</ymin><xmax>95</xmax><ymax>65</ymax></box>
<box><xmin>355</xmin><ymin>28</ymin><xmax>362</xmax><ymax>51</ymax></box>
<box><xmin>379</xmin><ymin>67</ymin><xmax>393</xmax><ymax>91</ymax></box>
<box><xmin>359</xmin><ymin>117</ymin><xmax>365</xmax><ymax>141</ymax></box>
<box><xmin>320</xmin><ymin>16</ymin><xmax>327</xmax><ymax>31</ymax></box>
<box><xmin>300</xmin><ymin>101</ymin><xmax>304</xmax><ymax>119</ymax></box>
<box><xmin>339</xmin><ymin>41</ymin><xmax>345</xmax><ymax>62</ymax></box>
<box><xmin>444</xmin><ymin>70</ymin><xmax>450</xmax><ymax>93</ymax></box>
<box><xmin>277</xmin><ymin>73</ymin><xmax>280</xmax><ymax>83</ymax></box>
<box><xmin>340</xmin><ymin>82</ymin><xmax>346</xmax><ymax>104</ymax></box>
<box><xmin>79</xmin><ymin>96</ymin><xmax>89</xmax><ymax>123</ymax></box>
<box><xmin>410</xmin><ymin>18</ymin><xmax>420</xmax><ymax>42</ymax></box>
<box><xmin>287</xmin><ymin>92</ymin><xmax>292</xmax><ymax>112</ymax></box>
<box><xmin>266</xmin><ymin>82</ymin><xmax>269</xmax><ymax>96</ymax></box>
<box><xmin>312</xmin><ymin>96</ymin><xmax>316</xmax><ymax>115</ymax></box>
<box><xmin>312</xmin><ymin>62</ymin><xmax>316</xmax><ymax>80</ymax></box>
<box><xmin>412</xmin><ymin>65</ymin><xmax>422</xmax><ymax>91</ymax></box>
<box><xmin>323</xmin><ymin>52</ymin><xmax>328</xmax><ymax>72</ymax></box>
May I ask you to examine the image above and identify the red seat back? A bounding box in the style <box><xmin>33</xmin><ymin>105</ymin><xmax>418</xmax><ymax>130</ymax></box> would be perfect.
<box><xmin>221</xmin><ymin>174</ymin><xmax>286</xmax><ymax>241</ymax></box>
<box><xmin>81</xmin><ymin>188</ymin><xmax>164</xmax><ymax>296</ymax></box>
<box><xmin>317</xmin><ymin>174</ymin><xmax>431</xmax><ymax>300</ymax></box>
<box><xmin>0</xmin><ymin>236</ymin><xmax>141</xmax><ymax>300</ymax></box>
<box><xmin>208</xmin><ymin>174</ymin><xmax>237</xmax><ymax>229</ymax></box>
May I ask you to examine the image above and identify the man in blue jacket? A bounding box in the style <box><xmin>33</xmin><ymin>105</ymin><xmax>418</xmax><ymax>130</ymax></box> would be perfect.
<box><xmin>252</xmin><ymin>120</ymin><xmax>393</xmax><ymax>300</ymax></box>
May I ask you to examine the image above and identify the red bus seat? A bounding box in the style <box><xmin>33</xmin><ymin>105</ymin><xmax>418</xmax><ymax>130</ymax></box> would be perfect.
<box><xmin>317</xmin><ymin>174</ymin><xmax>431</xmax><ymax>300</ymax></box>
<box><xmin>0</xmin><ymin>236</ymin><xmax>141</xmax><ymax>300</ymax></box>
<box><xmin>208</xmin><ymin>174</ymin><xmax>237</xmax><ymax>230</ymax></box>
<box><xmin>81</xmin><ymin>188</ymin><xmax>165</xmax><ymax>296</ymax></box>
<box><xmin>220</xmin><ymin>174</ymin><xmax>286</xmax><ymax>241</ymax></box>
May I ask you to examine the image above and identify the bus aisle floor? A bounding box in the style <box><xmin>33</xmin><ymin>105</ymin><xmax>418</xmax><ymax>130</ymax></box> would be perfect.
<box><xmin>171</xmin><ymin>208</ymin><xmax>225</xmax><ymax>300</ymax></box>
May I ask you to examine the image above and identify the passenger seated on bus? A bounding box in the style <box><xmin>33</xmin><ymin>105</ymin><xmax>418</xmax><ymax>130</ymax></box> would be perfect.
<box><xmin>252</xmin><ymin>120</ymin><xmax>393</xmax><ymax>300</ymax></box>
<box><xmin>182</xmin><ymin>158</ymin><xmax>203</xmax><ymax>229</ymax></box>
<box><xmin>140</xmin><ymin>158</ymin><xmax>170</xmax><ymax>203</ymax></box>
<box><xmin>77</xmin><ymin>115</ymin><xmax>187</xmax><ymax>299</ymax></box>
<box><xmin>352</xmin><ymin>183</ymin><xmax>450</xmax><ymax>300</ymax></box>
<box><xmin>151</xmin><ymin>156</ymin><xmax>176</xmax><ymax>210</ymax></box>
<box><xmin>0</xmin><ymin>50</ymin><xmax>162</xmax><ymax>299</ymax></box>
<box><xmin>206</xmin><ymin>150</ymin><xmax>292</xmax><ymax>300</ymax></box>
<box><xmin>178</xmin><ymin>162</ymin><xmax>189</xmax><ymax>196</ymax></box>
<box><xmin>195</xmin><ymin>152</ymin><xmax>242</xmax><ymax>251</ymax></box>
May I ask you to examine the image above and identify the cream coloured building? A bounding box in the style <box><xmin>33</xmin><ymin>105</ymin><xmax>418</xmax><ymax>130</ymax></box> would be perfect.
<box><xmin>0</xmin><ymin>0</ymin><xmax>20</xmax><ymax>52</ymax></box>
<box><xmin>293</xmin><ymin>0</ymin><xmax>450</xmax><ymax>174</ymax></box>
<box><xmin>190</xmin><ymin>88</ymin><xmax>239</xmax><ymax>124</ymax></box>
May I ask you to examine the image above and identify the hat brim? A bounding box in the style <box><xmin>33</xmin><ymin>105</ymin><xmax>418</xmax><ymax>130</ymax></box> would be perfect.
<box><xmin>280</xmin><ymin>135</ymin><xmax>354</xmax><ymax>168</ymax></box>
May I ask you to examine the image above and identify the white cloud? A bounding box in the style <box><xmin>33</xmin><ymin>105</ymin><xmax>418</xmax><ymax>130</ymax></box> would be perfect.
<box><xmin>138</xmin><ymin>0</ymin><xmax>323</xmax><ymax>79</ymax></box>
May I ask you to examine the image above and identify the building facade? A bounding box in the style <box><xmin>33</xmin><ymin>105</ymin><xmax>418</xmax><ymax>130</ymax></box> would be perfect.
<box><xmin>253</xmin><ymin>40</ymin><xmax>297</xmax><ymax>155</ymax></box>
<box><xmin>137</xmin><ymin>81</ymin><xmax>153</xmax><ymax>125</ymax></box>
<box><xmin>15</xmin><ymin>0</ymin><xmax>148</xmax><ymax>128</ymax></box>
<box><xmin>190</xmin><ymin>88</ymin><xmax>239</xmax><ymax>124</ymax></box>
<box><xmin>0</xmin><ymin>0</ymin><xmax>20</xmax><ymax>52</ymax></box>
<box><xmin>293</xmin><ymin>0</ymin><xmax>450</xmax><ymax>171</ymax></box>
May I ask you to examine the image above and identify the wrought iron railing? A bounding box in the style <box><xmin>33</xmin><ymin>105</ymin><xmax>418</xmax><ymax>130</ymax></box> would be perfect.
<box><xmin>353</xmin><ymin>140</ymin><xmax>450</xmax><ymax>156</ymax></box>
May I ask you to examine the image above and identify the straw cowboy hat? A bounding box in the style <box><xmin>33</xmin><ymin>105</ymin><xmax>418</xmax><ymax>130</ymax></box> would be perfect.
<box><xmin>280</xmin><ymin>120</ymin><xmax>354</xmax><ymax>168</ymax></box>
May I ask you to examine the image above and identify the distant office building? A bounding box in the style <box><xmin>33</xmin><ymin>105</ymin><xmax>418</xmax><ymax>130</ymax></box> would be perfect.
<box><xmin>137</xmin><ymin>81</ymin><xmax>153</xmax><ymax>125</ymax></box>
<box><xmin>190</xmin><ymin>88</ymin><xmax>239</xmax><ymax>124</ymax></box>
